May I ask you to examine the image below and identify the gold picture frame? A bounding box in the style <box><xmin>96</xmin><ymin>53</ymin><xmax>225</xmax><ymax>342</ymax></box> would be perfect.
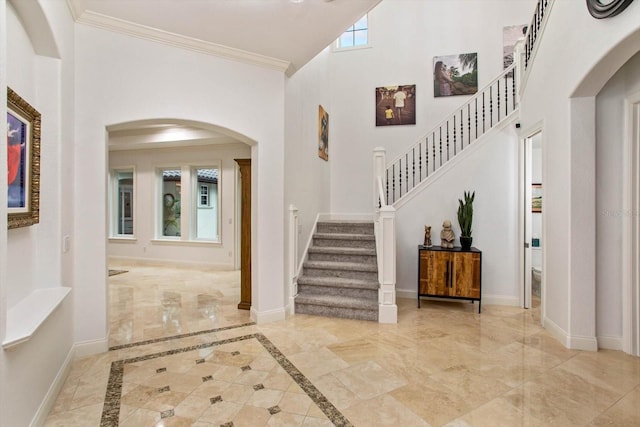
<box><xmin>7</xmin><ymin>87</ymin><xmax>40</xmax><ymax>229</ymax></box>
<box><xmin>318</xmin><ymin>105</ymin><xmax>328</xmax><ymax>161</ymax></box>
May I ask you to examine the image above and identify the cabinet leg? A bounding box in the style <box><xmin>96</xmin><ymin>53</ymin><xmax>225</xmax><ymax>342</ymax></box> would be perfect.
<box><xmin>418</xmin><ymin>296</ymin><xmax>421</xmax><ymax>308</ymax></box>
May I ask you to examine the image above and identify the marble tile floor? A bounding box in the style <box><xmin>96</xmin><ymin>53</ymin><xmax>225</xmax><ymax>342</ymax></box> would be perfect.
<box><xmin>44</xmin><ymin>264</ymin><xmax>640</xmax><ymax>426</ymax></box>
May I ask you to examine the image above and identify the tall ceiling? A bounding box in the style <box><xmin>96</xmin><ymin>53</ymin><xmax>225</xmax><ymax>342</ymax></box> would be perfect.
<box><xmin>68</xmin><ymin>0</ymin><xmax>381</xmax><ymax>75</ymax></box>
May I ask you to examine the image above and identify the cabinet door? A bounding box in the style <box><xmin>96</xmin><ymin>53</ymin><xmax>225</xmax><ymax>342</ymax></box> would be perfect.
<box><xmin>451</xmin><ymin>252</ymin><xmax>481</xmax><ymax>298</ymax></box>
<box><xmin>420</xmin><ymin>251</ymin><xmax>451</xmax><ymax>296</ymax></box>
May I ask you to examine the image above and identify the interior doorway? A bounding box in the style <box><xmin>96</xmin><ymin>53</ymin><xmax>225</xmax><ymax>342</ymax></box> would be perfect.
<box><xmin>523</xmin><ymin>130</ymin><xmax>543</xmax><ymax>313</ymax></box>
<box><xmin>623</xmin><ymin>95</ymin><xmax>640</xmax><ymax>356</ymax></box>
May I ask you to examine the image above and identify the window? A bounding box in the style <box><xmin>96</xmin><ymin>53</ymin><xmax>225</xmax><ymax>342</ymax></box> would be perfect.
<box><xmin>157</xmin><ymin>165</ymin><xmax>220</xmax><ymax>242</ymax></box>
<box><xmin>193</xmin><ymin>167</ymin><xmax>219</xmax><ymax>240</ymax></box>
<box><xmin>199</xmin><ymin>185</ymin><xmax>209</xmax><ymax>207</ymax></box>
<box><xmin>336</xmin><ymin>14</ymin><xmax>368</xmax><ymax>49</ymax></box>
<box><xmin>161</xmin><ymin>169</ymin><xmax>181</xmax><ymax>237</ymax></box>
<box><xmin>111</xmin><ymin>169</ymin><xmax>134</xmax><ymax>236</ymax></box>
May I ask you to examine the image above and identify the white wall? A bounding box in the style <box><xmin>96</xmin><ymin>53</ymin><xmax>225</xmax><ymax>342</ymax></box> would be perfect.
<box><xmin>329</xmin><ymin>0</ymin><xmax>536</xmax><ymax>214</ymax></box>
<box><xmin>75</xmin><ymin>23</ymin><xmax>287</xmax><ymax>340</ymax></box>
<box><xmin>108</xmin><ymin>143</ymin><xmax>250</xmax><ymax>267</ymax></box>
<box><xmin>1</xmin><ymin>0</ymin><xmax>76</xmax><ymax>425</ymax></box>
<box><xmin>595</xmin><ymin>50</ymin><xmax>640</xmax><ymax>342</ymax></box>
<box><xmin>321</xmin><ymin>0</ymin><xmax>535</xmax><ymax>304</ymax></box>
<box><xmin>395</xmin><ymin>124</ymin><xmax>519</xmax><ymax>302</ymax></box>
<box><xmin>284</xmin><ymin>47</ymin><xmax>332</xmax><ymax>299</ymax></box>
<box><xmin>519</xmin><ymin>0</ymin><xmax>640</xmax><ymax>348</ymax></box>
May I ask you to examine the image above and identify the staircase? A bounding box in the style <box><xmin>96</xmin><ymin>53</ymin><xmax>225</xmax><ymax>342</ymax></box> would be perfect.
<box><xmin>295</xmin><ymin>220</ymin><xmax>379</xmax><ymax>321</ymax></box>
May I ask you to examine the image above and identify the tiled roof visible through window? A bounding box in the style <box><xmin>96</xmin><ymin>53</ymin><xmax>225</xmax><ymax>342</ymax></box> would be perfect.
<box><xmin>163</xmin><ymin>169</ymin><xmax>218</xmax><ymax>182</ymax></box>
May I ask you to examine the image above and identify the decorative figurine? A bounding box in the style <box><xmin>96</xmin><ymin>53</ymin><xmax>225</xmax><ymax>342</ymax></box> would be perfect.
<box><xmin>423</xmin><ymin>225</ymin><xmax>432</xmax><ymax>247</ymax></box>
<box><xmin>440</xmin><ymin>220</ymin><xmax>455</xmax><ymax>248</ymax></box>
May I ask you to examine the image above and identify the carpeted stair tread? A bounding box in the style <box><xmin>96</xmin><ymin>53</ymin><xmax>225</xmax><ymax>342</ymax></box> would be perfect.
<box><xmin>297</xmin><ymin>275</ymin><xmax>379</xmax><ymax>290</ymax></box>
<box><xmin>295</xmin><ymin>293</ymin><xmax>378</xmax><ymax>310</ymax></box>
<box><xmin>303</xmin><ymin>260</ymin><xmax>378</xmax><ymax>272</ymax></box>
<box><xmin>308</xmin><ymin>246</ymin><xmax>376</xmax><ymax>255</ymax></box>
<box><xmin>313</xmin><ymin>233</ymin><xmax>375</xmax><ymax>241</ymax></box>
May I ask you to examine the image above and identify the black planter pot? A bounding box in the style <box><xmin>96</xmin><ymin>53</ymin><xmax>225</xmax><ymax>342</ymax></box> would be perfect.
<box><xmin>460</xmin><ymin>236</ymin><xmax>473</xmax><ymax>250</ymax></box>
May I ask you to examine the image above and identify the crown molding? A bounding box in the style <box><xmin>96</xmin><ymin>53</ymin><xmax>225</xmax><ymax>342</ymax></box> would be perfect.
<box><xmin>66</xmin><ymin>0</ymin><xmax>292</xmax><ymax>74</ymax></box>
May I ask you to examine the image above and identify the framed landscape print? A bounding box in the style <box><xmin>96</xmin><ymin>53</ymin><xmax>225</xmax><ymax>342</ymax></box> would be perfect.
<box><xmin>7</xmin><ymin>87</ymin><xmax>40</xmax><ymax>229</ymax></box>
<box><xmin>433</xmin><ymin>53</ymin><xmax>478</xmax><ymax>97</ymax></box>
<box><xmin>375</xmin><ymin>84</ymin><xmax>416</xmax><ymax>126</ymax></box>
<box><xmin>318</xmin><ymin>105</ymin><xmax>328</xmax><ymax>161</ymax></box>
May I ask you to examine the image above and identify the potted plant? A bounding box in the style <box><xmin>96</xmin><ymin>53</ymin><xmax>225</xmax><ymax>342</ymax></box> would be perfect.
<box><xmin>457</xmin><ymin>190</ymin><xmax>475</xmax><ymax>250</ymax></box>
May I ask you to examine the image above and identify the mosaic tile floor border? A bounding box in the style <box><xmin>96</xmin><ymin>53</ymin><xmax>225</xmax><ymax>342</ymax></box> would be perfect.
<box><xmin>101</xmin><ymin>332</ymin><xmax>352</xmax><ymax>427</ymax></box>
<box><xmin>108</xmin><ymin>322</ymin><xmax>256</xmax><ymax>351</ymax></box>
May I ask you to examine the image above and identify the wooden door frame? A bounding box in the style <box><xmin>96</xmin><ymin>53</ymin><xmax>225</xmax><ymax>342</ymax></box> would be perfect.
<box><xmin>235</xmin><ymin>159</ymin><xmax>251</xmax><ymax>310</ymax></box>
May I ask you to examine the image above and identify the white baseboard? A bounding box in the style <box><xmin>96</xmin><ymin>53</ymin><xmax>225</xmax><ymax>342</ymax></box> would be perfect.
<box><xmin>482</xmin><ymin>295</ymin><xmax>520</xmax><ymax>306</ymax></box>
<box><xmin>108</xmin><ymin>256</ymin><xmax>234</xmax><ymax>270</ymax></box>
<box><xmin>543</xmin><ymin>317</ymin><xmax>598</xmax><ymax>351</ymax></box>
<box><xmin>398</xmin><ymin>289</ymin><xmax>519</xmax><ymax>307</ymax></box>
<box><xmin>597</xmin><ymin>335</ymin><xmax>622</xmax><ymax>351</ymax></box>
<box><xmin>250</xmin><ymin>307</ymin><xmax>286</xmax><ymax>324</ymax></box>
<box><xmin>29</xmin><ymin>345</ymin><xmax>75</xmax><ymax>427</ymax></box>
<box><xmin>568</xmin><ymin>334</ymin><xmax>598</xmax><ymax>352</ymax></box>
<box><xmin>73</xmin><ymin>337</ymin><xmax>109</xmax><ymax>358</ymax></box>
<box><xmin>543</xmin><ymin>317</ymin><xmax>570</xmax><ymax>348</ymax></box>
<box><xmin>396</xmin><ymin>289</ymin><xmax>416</xmax><ymax>300</ymax></box>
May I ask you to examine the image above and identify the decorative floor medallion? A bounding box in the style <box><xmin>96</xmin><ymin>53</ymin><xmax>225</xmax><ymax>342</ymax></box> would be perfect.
<box><xmin>101</xmin><ymin>332</ymin><xmax>352</xmax><ymax>426</ymax></box>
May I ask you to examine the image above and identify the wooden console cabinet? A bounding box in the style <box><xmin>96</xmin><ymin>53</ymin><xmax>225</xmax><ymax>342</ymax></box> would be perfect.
<box><xmin>418</xmin><ymin>245</ymin><xmax>482</xmax><ymax>312</ymax></box>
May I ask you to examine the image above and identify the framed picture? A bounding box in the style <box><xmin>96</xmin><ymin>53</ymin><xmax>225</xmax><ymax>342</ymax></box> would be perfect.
<box><xmin>375</xmin><ymin>84</ymin><xmax>416</xmax><ymax>126</ymax></box>
<box><xmin>318</xmin><ymin>105</ymin><xmax>328</xmax><ymax>161</ymax></box>
<box><xmin>433</xmin><ymin>53</ymin><xmax>478</xmax><ymax>97</ymax></box>
<box><xmin>532</xmin><ymin>183</ymin><xmax>542</xmax><ymax>213</ymax></box>
<box><xmin>503</xmin><ymin>24</ymin><xmax>527</xmax><ymax>70</ymax></box>
<box><xmin>7</xmin><ymin>87</ymin><xmax>41</xmax><ymax>229</ymax></box>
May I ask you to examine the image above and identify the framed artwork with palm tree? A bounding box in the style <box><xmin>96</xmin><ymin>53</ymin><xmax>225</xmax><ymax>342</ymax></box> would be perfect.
<box><xmin>433</xmin><ymin>52</ymin><xmax>478</xmax><ymax>97</ymax></box>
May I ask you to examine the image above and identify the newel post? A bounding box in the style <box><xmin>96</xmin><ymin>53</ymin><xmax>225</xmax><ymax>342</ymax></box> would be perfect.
<box><xmin>288</xmin><ymin>205</ymin><xmax>299</xmax><ymax>315</ymax></box>
<box><xmin>378</xmin><ymin>205</ymin><xmax>397</xmax><ymax>323</ymax></box>
<box><xmin>373</xmin><ymin>147</ymin><xmax>397</xmax><ymax>323</ymax></box>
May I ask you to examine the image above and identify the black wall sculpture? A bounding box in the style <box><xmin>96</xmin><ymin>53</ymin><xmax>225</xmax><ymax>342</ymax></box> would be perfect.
<box><xmin>586</xmin><ymin>0</ymin><xmax>635</xmax><ymax>19</ymax></box>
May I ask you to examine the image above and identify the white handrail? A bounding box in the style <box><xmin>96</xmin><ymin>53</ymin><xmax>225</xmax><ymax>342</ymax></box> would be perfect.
<box><xmin>386</xmin><ymin>63</ymin><xmax>517</xmax><ymax>168</ymax></box>
<box><xmin>377</xmin><ymin>176</ymin><xmax>387</xmax><ymax>208</ymax></box>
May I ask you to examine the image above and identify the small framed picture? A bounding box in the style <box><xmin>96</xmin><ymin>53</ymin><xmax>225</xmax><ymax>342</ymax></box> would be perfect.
<box><xmin>532</xmin><ymin>183</ymin><xmax>542</xmax><ymax>213</ymax></box>
<box><xmin>318</xmin><ymin>105</ymin><xmax>329</xmax><ymax>161</ymax></box>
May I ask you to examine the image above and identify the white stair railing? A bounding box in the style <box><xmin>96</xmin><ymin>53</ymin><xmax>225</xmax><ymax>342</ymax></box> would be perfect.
<box><xmin>384</xmin><ymin>62</ymin><xmax>519</xmax><ymax>206</ymax></box>
<box><xmin>373</xmin><ymin>148</ymin><xmax>397</xmax><ymax>324</ymax></box>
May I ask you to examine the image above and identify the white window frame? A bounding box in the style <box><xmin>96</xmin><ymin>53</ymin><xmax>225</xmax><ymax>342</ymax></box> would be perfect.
<box><xmin>109</xmin><ymin>167</ymin><xmax>136</xmax><ymax>239</ymax></box>
<box><xmin>199</xmin><ymin>184</ymin><xmax>209</xmax><ymax>207</ymax></box>
<box><xmin>333</xmin><ymin>14</ymin><xmax>370</xmax><ymax>52</ymax></box>
<box><xmin>157</xmin><ymin>166</ymin><xmax>183</xmax><ymax>240</ymax></box>
<box><xmin>153</xmin><ymin>162</ymin><xmax>221</xmax><ymax>244</ymax></box>
<box><xmin>191</xmin><ymin>164</ymin><xmax>221</xmax><ymax>242</ymax></box>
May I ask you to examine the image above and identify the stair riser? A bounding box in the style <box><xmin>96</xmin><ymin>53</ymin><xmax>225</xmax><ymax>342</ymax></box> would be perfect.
<box><xmin>308</xmin><ymin>252</ymin><xmax>377</xmax><ymax>264</ymax></box>
<box><xmin>297</xmin><ymin>284</ymin><xmax>378</xmax><ymax>299</ymax></box>
<box><xmin>312</xmin><ymin>237</ymin><xmax>376</xmax><ymax>249</ymax></box>
<box><xmin>302</xmin><ymin>267</ymin><xmax>378</xmax><ymax>281</ymax></box>
<box><xmin>295</xmin><ymin>303</ymin><xmax>378</xmax><ymax>321</ymax></box>
<box><xmin>316</xmin><ymin>223</ymin><xmax>374</xmax><ymax>235</ymax></box>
